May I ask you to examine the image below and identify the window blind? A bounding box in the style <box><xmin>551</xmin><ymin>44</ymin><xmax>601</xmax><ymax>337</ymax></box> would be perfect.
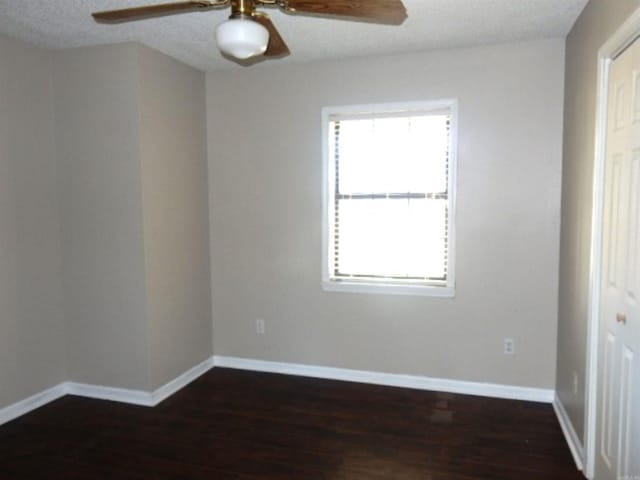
<box><xmin>328</xmin><ymin>112</ymin><xmax>451</xmax><ymax>285</ymax></box>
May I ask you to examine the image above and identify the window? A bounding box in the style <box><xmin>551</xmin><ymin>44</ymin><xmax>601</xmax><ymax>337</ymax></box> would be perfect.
<box><xmin>322</xmin><ymin>100</ymin><xmax>457</xmax><ymax>296</ymax></box>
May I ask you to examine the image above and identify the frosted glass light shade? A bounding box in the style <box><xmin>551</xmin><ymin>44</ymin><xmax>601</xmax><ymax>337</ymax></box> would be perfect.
<box><xmin>216</xmin><ymin>18</ymin><xmax>269</xmax><ymax>59</ymax></box>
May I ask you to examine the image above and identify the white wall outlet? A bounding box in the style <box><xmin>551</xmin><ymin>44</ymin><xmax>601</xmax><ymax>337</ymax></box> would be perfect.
<box><xmin>503</xmin><ymin>338</ymin><xmax>515</xmax><ymax>355</ymax></box>
<box><xmin>573</xmin><ymin>371</ymin><xmax>579</xmax><ymax>395</ymax></box>
<box><xmin>256</xmin><ymin>318</ymin><xmax>265</xmax><ymax>335</ymax></box>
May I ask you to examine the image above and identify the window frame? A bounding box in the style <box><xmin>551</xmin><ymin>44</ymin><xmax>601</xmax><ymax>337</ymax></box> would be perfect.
<box><xmin>321</xmin><ymin>99</ymin><xmax>458</xmax><ymax>297</ymax></box>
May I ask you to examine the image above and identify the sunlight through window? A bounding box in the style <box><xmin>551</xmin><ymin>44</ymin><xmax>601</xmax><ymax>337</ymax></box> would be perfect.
<box><xmin>323</xmin><ymin>101</ymin><xmax>457</xmax><ymax>296</ymax></box>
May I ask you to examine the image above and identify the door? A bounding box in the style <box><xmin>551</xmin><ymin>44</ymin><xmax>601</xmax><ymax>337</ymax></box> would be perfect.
<box><xmin>596</xmin><ymin>37</ymin><xmax>640</xmax><ymax>480</ymax></box>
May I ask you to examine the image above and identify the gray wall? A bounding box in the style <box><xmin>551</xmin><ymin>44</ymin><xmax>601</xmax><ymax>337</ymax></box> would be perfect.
<box><xmin>53</xmin><ymin>44</ymin><xmax>150</xmax><ymax>390</ymax></box>
<box><xmin>0</xmin><ymin>34</ymin><xmax>66</xmax><ymax>408</ymax></box>
<box><xmin>53</xmin><ymin>43</ymin><xmax>213</xmax><ymax>391</ymax></box>
<box><xmin>138</xmin><ymin>45</ymin><xmax>212</xmax><ymax>390</ymax></box>
<box><xmin>206</xmin><ymin>39</ymin><xmax>565</xmax><ymax>389</ymax></box>
<box><xmin>557</xmin><ymin>0</ymin><xmax>640</xmax><ymax>442</ymax></box>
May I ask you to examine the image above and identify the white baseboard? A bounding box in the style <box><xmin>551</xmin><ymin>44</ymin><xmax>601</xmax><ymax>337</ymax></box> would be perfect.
<box><xmin>150</xmin><ymin>357</ymin><xmax>214</xmax><ymax>405</ymax></box>
<box><xmin>213</xmin><ymin>356</ymin><xmax>555</xmax><ymax>403</ymax></box>
<box><xmin>0</xmin><ymin>384</ymin><xmax>67</xmax><ymax>426</ymax></box>
<box><xmin>66</xmin><ymin>382</ymin><xmax>153</xmax><ymax>406</ymax></box>
<box><xmin>0</xmin><ymin>356</ymin><xmax>558</xmax><ymax>427</ymax></box>
<box><xmin>0</xmin><ymin>357</ymin><xmax>215</xmax><ymax>424</ymax></box>
<box><xmin>67</xmin><ymin>356</ymin><xmax>215</xmax><ymax>407</ymax></box>
<box><xmin>553</xmin><ymin>393</ymin><xmax>585</xmax><ymax>471</ymax></box>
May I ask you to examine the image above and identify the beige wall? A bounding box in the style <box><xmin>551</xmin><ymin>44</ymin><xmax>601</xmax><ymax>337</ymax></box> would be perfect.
<box><xmin>138</xmin><ymin>45</ymin><xmax>213</xmax><ymax>390</ymax></box>
<box><xmin>207</xmin><ymin>39</ymin><xmax>565</xmax><ymax>388</ymax></box>
<box><xmin>52</xmin><ymin>43</ymin><xmax>212</xmax><ymax>392</ymax></box>
<box><xmin>53</xmin><ymin>44</ymin><xmax>150</xmax><ymax>390</ymax></box>
<box><xmin>558</xmin><ymin>0</ymin><xmax>640</xmax><ymax>442</ymax></box>
<box><xmin>0</xmin><ymin>34</ymin><xmax>66</xmax><ymax>408</ymax></box>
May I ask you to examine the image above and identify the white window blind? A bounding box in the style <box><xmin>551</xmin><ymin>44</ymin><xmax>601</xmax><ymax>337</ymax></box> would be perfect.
<box><xmin>323</xmin><ymin>101</ymin><xmax>457</xmax><ymax>296</ymax></box>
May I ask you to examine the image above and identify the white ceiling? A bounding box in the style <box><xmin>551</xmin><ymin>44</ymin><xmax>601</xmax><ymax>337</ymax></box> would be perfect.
<box><xmin>0</xmin><ymin>0</ymin><xmax>587</xmax><ymax>71</ymax></box>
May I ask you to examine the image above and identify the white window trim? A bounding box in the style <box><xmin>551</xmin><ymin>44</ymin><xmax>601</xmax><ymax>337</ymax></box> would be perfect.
<box><xmin>321</xmin><ymin>99</ymin><xmax>458</xmax><ymax>297</ymax></box>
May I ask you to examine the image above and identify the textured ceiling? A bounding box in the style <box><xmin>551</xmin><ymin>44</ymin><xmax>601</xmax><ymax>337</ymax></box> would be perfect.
<box><xmin>0</xmin><ymin>0</ymin><xmax>587</xmax><ymax>71</ymax></box>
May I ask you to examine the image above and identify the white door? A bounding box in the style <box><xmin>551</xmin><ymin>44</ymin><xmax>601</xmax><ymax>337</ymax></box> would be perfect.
<box><xmin>596</xmin><ymin>37</ymin><xmax>640</xmax><ymax>480</ymax></box>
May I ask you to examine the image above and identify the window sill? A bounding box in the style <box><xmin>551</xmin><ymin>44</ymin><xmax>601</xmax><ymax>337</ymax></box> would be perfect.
<box><xmin>322</xmin><ymin>280</ymin><xmax>455</xmax><ymax>298</ymax></box>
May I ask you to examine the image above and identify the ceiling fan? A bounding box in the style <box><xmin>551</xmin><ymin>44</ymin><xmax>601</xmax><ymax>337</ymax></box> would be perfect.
<box><xmin>92</xmin><ymin>0</ymin><xmax>408</xmax><ymax>61</ymax></box>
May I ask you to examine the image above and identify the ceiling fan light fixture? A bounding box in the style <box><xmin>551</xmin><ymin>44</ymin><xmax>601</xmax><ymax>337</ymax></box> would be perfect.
<box><xmin>215</xmin><ymin>17</ymin><xmax>269</xmax><ymax>59</ymax></box>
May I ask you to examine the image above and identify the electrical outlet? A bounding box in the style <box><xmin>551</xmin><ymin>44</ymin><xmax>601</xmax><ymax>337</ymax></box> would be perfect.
<box><xmin>573</xmin><ymin>371</ymin><xmax>579</xmax><ymax>395</ymax></box>
<box><xmin>503</xmin><ymin>338</ymin><xmax>515</xmax><ymax>355</ymax></box>
<box><xmin>256</xmin><ymin>318</ymin><xmax>265</xmax><ymax>335</ymax></box>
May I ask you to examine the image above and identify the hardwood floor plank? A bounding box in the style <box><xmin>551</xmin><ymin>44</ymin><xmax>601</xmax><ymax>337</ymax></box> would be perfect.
<box><xmin>0</xmin><ymin>368</ymin><xmax>585</xmax><ymax>479</ymax></box>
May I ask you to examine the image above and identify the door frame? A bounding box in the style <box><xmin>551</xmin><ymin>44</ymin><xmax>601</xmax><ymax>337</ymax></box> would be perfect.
<box><xmin>585</xmin><ymin>7</ymin><xmax>640</xmax><ymax>479</ymax></box>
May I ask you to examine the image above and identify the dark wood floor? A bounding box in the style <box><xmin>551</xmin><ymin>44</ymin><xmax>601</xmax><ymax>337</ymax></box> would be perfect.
<box><xmin>0</xmin><ymin>368</ymin><xmax>584</xmax><ymax>479</ymax></box>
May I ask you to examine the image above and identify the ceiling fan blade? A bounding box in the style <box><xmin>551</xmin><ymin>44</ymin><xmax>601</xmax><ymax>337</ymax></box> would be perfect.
<box><xmin>281</xmin><ymin>0</ymin><xmax>407</xmax><ymax>25</ymax></box>
<box><xmin>252</xmin><ymin>13</ymin><xmax>290</xmax><ymax>57</ymax></box>
<box><xmin>92</xmin><ymin>1</ymin><xmax>227</xmax><ymax>23</ymax></box>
